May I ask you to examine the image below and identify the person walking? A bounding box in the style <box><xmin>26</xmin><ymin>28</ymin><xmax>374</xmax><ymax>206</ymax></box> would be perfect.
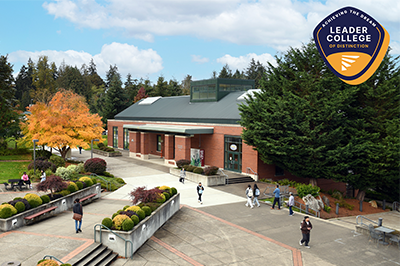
<box><xmin>197</xmin><ymin>182</ymin><xmax>204</xmax><ymax>204</ymax></box>
<box><xmin>73</xmin><ymin>198</ymin><xmax>83</xmax><ymax>233</ymax></box>
<box><xmin>21</xmin><ymin>172</ymin><xmax>32</xmax><ymax>189</ymax></box>
<box><xmin>40</xmin><ymin>170</ymin><xmax>46</xmax><ymax>183</ymax></box>
<box><xmin>271</xmin><ymin>185</ymin><xmax>281</xmax><ymax>210</ymax></box>
<box><xmin>253</xmin><ymin>184</ymin><xmax>261</xmax><ymax>207</ymax></box>
<box><xmin>288</xmin><ymin>192</ymin><xmax>294</xmax><ymax>216</ymax></box>
<box><xmin>245</xmin><ymin>184</ymin><xmax>254</xmax><ymax>208</ymax></box>
<box><xmin>179</xmin><ymin>168</ymin><xmax>186</xmax><ymax>184</ymax></box>
<box><xmin>299</xmin><ymin>216</ymin><xmax>312</xmax><ymax>248</ymax></box>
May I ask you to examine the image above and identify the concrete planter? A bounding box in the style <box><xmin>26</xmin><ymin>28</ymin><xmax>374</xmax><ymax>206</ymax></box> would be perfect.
<box><xmin>0</xmin><ymin>183</ymin><xmax>101</xmax><ymax>232</ymax></box>
<box><xmin>170</xmin><ymin>168</ymin><xmax>225</xmax><ymax>186</ymax></box>
<box><xmin>93</xmin><ymin>149</ymin><xmax>122</xmax><ymax>157</ymax></box>
<box><xmin>95</xmin><ymin>193</ymin><xmax>180</xmax><ymax>258</ymax></box>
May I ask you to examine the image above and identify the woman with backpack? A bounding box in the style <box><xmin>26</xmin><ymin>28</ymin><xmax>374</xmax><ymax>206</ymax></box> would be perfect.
<box><xmin>197</xmin><ymin>182</ymin><xmax>204</xmax><ymax>204</ymax></box>
<box><xmin>253</xmin><ymin>184</ymin><xmax>261</xmax><ymax>207</ymax></box>
<box><xmin>245</xmin><ymin>184</ymin><xmax>254</xmax><ymax>208</ymax></box>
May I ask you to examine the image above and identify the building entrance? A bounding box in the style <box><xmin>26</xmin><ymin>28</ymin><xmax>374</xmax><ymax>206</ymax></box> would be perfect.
<box><xmin>224</xmin><ymin>136</ymin><xmax>242</xmax><ymax>172</ymax></box>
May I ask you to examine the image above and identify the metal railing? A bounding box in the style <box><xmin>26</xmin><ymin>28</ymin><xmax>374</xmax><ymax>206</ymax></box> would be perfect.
<box><xmin>263</xmin><ymin>185</ymin><xmax>289</xmax><ymax>197</ymax></box>
<box><xmin>392</xmin><ymin>201</ymin><xmax>399</xmax><ymax>212</ymax></box>
<box><xmin>246</xmin><ymin>167</ymin><xmax>258</xmax><ymax>181</ymax></box>
<box><xmin>292</xmin><ymin>200</ymin><xmax>321</xmax><ymax>218</ymax></box>
<box><xmin>94</xmin><ymin>224</ymin><xmax>133</xmax><ymax>259</ymax></box>
<box><xmin>90</xmin><ymin>173</ymin><xmax>111</xmax><ymax>191</ymax></box>
<box><xmin>356</xmin><ymin>215</ymin><xmax>379</xmax><ymax>227</ymax></box>
<box><xmin>218</xmin><ymin>169</ymin><xmax>229</xmax><ymax>184</ymax></box>
<box><xmin>42</xmin><ymin>255</ymin><xmax>64</xmax><ymax>264</ymax></box>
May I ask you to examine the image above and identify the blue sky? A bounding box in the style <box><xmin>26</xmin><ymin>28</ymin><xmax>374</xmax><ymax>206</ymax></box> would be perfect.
<box><xmin>1</xmin><ymin>0</ymin><xmax>399</xmax><ymax>84</ymax></box>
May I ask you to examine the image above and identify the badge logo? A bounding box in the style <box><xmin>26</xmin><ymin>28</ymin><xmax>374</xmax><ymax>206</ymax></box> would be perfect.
<box><xmin>313</xmin><ymin>6</ymin><xmax>390</xmax><ymax>85</ymax></box>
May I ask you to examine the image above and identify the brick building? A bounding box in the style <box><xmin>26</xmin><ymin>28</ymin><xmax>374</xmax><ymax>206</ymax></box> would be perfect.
<box><xmin>107</xmin><ymin>78</ymin><xmax>345</xmax><ymax>192</ymax></box>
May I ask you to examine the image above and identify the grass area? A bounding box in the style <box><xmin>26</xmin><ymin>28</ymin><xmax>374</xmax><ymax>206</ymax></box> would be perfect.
<box><xmin>76</xmin><ymin>173</ymin><xmax>125</xmax><ymax>191</ymax></box>
<box><xmin>0</xmin><ymin>161</ymin><xmax>31</xmax><ymax>183</ymax></box>
<box><xmin>84</xmin><ymin>135</ymin><xmax>108</xmax><ymax>150</ymax></box>
<box><xmin>0</xmin><ymin>154</ymin><xmax>32</xmax><ymax>160</ymax></box>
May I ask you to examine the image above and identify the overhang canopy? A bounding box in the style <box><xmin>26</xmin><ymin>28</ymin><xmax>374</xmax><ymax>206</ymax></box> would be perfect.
<box><xmin>123</xmin><ymin>124</ymin><xmax>214</xmax><ymax>135</ymax></box>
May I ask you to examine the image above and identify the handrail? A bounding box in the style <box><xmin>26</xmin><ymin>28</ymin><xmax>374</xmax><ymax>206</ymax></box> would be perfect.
<box><xmin>292</xmin><ymin>200</ymin><xmax>321</xmax><ymax>218</ymax></box>
<box><xmin>218</xmin><ymin>169</ymin><xmax>229</xmax><ymax>184</ymax></box>
<box><xmin>90</xmin><ymin>173</ymin><xmax>111</xmax><ymax>191</ymax></box>
<box><xmin>263</xmin><ymin>185</ymin><xmax>289</xmax><ymax>196</ymax></box>
<box><xmin>246</xmin><ymin>167</ymin><xmax>259</xmax><ymax>181</ymax></box>
<box><xmin>42</xmin><ymin>255</ymin><xmax>64</xmax><ymax>264</ymax></box>
<box><xmin>356</xmin><ymin>215</ymin><xmax>379</xmax><ymax>227</ymax></box>
<box><xmin>94</xmin><ymin>224</ymin><xmax>133</xmax><ymax>259</ymax></box>
<box><xmin>392</xmin><ymin>201</ymin><xmax>399</xmax><ymax>212</ymax></box>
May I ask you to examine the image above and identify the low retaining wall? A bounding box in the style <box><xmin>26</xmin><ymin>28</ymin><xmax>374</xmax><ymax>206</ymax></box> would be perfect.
<box><xmin>93</xmin><ymin>149</ymin><xmax>122</xmax><ymax>157</ymax></box>
<box><xmin>169</xmin><ymin>168</ymin><xmax>225</xmax><ymax>186</ymax></box>
<box><xmin>95</xmin><ymin>193</ymin><xmax>180</xmax><ymax>258</ymax></box>
<box><xmin>0</xmin><ymin>183</ymin><xmax>101</xmax><ymax>232</ymax></box>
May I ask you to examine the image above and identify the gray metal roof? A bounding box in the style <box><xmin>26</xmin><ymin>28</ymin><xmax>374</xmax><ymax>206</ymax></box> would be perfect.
<box><xmin>123</xmin><ymin>124</ymin><xmax>214</xmax><ymax>134</ymax></box>
<box><xmin>115</xmin><ymin>91</ymin><xmax>248</xmax><ymax>124</ymax></box>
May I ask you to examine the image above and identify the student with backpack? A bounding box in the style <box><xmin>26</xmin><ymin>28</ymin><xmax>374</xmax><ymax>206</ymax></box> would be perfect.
<box><xmin>197</xmin><ymin>182</ymin><xmax>204</xmax><ymax>204</ymax></box>
<box><xmin>253</xmin><ymin>184</ymin><xmax>261</xmax><ymax>207</ymax></box>
<box><xmin>245</xmin><ymin>184</ymin><xmax>254</xmax><ymax>209</ymax></box>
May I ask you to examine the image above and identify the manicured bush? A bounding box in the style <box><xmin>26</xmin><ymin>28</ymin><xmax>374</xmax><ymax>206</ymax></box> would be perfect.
<box><xmin>103</xmin><ymin>171</ymin><xmax>114</xmax><ymax>178</ymax></box>
<box><xmin>84</xmin><ymin>158</ymin><xmax>107</xmax><ymax>174</ymax></box>
<box><xmin>79</xmin><ymin>176</ymin><xmax>93</xmax><ymax>187</ymax></box>
<box><xmin>112</xmin><ymin>213</ymin><xmax>119</xmax><ymax>219</ymax></box>
<box><xmin>9</xmin><ymin>198</ymin><xmax>31</xmax><ymax>211</ymax></box>
<box><xmin>91</xmin><ymin>177</ymin><xmax>97</xmax><ymax>185</ymax></box>
<box><xmin>13</xmin><ymin>197</ymin><xmax>22</xmax><ymax>200</ymax></box>
<box><xmin>141</xmin><ymin>206</ymin><xmax>152</xmax><ymax>216</ymax></box>
<box><xmin>15</xmin><ymin>201</ymin><xmax>25</xmax><ymax>213</ymax></box>
<box><xmin>204</xmin><ymin>166</ymin><xmax>219</xmax><ymax>176</ymax></box>
<box><xmin>131</xmin><ymin>215</ymin><xmax>139</xmax><ymax>225</ymax></box>
<box><xmin>193</xmin><ymin>167</ymin><xmax>204</xmax><ymax>174</ymax></box>
<box><xmin>24</xmin><ymin>193</ymin><xmax>43</xmax><ymax>208</ymax></box>
<box><xmin>40</xmin><ymin>195</ymin><xmax>50</xmax><ymax>204</ymax></box>
<box><xmin>76</xmin><ymin>181</ymin><xmax>83</xmax><ymax>190</ymax></box>
<box><xmin>123</xmin><ymin>205</ymin><xmax>130</xmax><ymax>211</ymax></box>
<box><xmin>55</xmin><ymin>167</ymin><xmax>74</xmax><ymax>180</ymax></box>
<box><xmin>110</xmin><ymin>183</ymin><xmax>117</xmax><ymax>191</ymax></box>
<box><xmin>76</xmin><ymin>163</ymin><xmax>84</xmax><ymax>174</ymax></box>
<box><xmin>176</xmin><ymin>159</ymin><xmax>191</xmax><ymax>169</ymax></box>
<box><xmin>112</xmin><ymin>214</ymin><xmax>130</xmax><ymax>230</ymax></box>
<box><xmin>162</xmin><ymin>192</ymin><xmax>170</xmax><ymax>201</ymax></box>
<box><xmin>183</xmin><ymin>165</ymin><xmax>190</xmax><ymax>171</ymax></box>
<box><xmin>37</xmin><ymin>259</ymin><xmax>59</xmax><ymax>266</ymax></box>
<box><xmin>296</xmin><ymin>183</ymin><xmax>320</xmax><ymax>198</ymax></box>
<box><xmin>126</xmin><ymin>205</ymin><xmax>141</xmax><ymax>213</ymax></box>
<box><xmin>170</xmin><ymin>187</ymin><xmax>177</xmax><ymax>196</ymax></box>
<box><xmin>28</xmin><ymin>159</ymin><xmax>57</xmax><ymax>172</ymax></box>
<box><xmin>49</xmin><ymin>155</ymin><xmax>65</xmax><ymax>168</ymax></box>
<box><xmin>156</xmin><ymin>193</ymin><xmax>166</xmax><ymax>203</ymax></box>
<box><xmin>102</xmin><ymin>217</ymin><xmax>113</xmax><ymax>228</ymax></box>
<box><xmin>122</xmin><ymin>218</ymin><xmax>134</xmax><ymax>231</ymax></box>
<box><xmin>0</xmin><ymin>206</ymin><xmax>13</xmax><ymax>219</ymax></box>
<box><xmin>59</xmin><ymin>190</ymin><xmax>71</xmax><ymax>197</ymax></box>
<box><xmin>186</xmin><ymin>165</ymin><xmax>196</xmax><ymax>172</ymax></box>
<box><xmin>115</xmin><ymin>178</ymin><xmax>125</xmax><ymax>184</ymax></box>
<box><xmin>67</xmin><ymin>182</ymin><xmax>78</xmax><ymax>193</ymax></box>
<box><xmin>159</xmin><ymin>185</ymin><xmax>170</xmax><ymax>191</ymax></box>
<box><xmin>136</xmin><ymin>209</ymin><xmax>145</xmax><ymax>220</ymax></box>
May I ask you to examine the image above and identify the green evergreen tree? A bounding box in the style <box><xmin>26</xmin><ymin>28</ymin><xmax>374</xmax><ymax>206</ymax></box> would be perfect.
<box><xmin>218</xmin><ymin>64</ymin><xmax>232</xmax><ymax>78</ymax></box>
<box><xmin>154</xmin><ymin>76</ymin><xmax>169</xmax><ymax>96</ymax></box>
<box><xmin>245</xmin><ymin>58</ymin><xmax>266</xmax><ymax>88</ymax></box>
<box><xmin>102</xmin><ymin>72</ymin><xmax>126</xmax><ymax>124</ymax></box>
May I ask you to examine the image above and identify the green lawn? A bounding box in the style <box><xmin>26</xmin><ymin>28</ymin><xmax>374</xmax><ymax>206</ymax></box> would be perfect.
<box><xmin>0</xmin><ymin>154</ymin><xmax>32</xmax><ymax>161</ymax></box>
<box><xmin>0</xmin><ymin>161</ymin><xmax>31</xmax><ymax>183</ymax></box>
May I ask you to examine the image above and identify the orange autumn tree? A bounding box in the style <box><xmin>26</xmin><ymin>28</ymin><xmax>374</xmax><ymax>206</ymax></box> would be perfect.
<box><xmin>21</xmin><ymin>90</ymin><xmax>103</xmax><ymax>159</ymax></box>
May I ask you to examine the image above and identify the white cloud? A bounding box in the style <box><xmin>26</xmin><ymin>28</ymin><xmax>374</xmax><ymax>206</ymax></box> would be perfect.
<box><xmin>217</xmin><ymin>53</ymin><xmax>276</xmax><ymax>71</ymax></box>
<box><xmin>8</xmin><ymin>42</ymin><xmax>163</xmax><ymax>78</ymax></box>
<box><xmin>42</xmin><ymin>0</ymin><xmax>400</xmax><ymax>52</ymax></box>
<box><xmin>191</xmin><ymin>55</ymin><xmax>209</xmax><ymax>63</ymax></box>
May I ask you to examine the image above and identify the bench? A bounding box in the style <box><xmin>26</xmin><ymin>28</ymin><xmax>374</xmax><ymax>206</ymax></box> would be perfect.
<box><xmin>24</xmin><ymin>206</ymin><xmax>58</xmax><ymax>221</ymax></box>
<box><xmin>80</xmin><ymin>193</ymin><xmax>97</xmax><ymax>203</ymax></box>
<box><xmin>4</xmin><ymin>179</ymin><xmax>29</xmax><ymax>191</ymax></box>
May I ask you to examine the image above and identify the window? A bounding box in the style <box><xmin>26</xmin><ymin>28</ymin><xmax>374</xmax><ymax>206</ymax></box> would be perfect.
<box><xmin>157</xmin><ymin>135</ymin><xmax>162</xmax><ymax>152</ymax></box>
<box><xmin>191</xmin><ymin>85</ymin><xmax>216</xmax><ymax>100</ymax></box>
<box><xmin>113</xmin><ymin>127</ymin><xmax>118</xmax><ymax>148</ymax></box>
<box><xmin>123</xmin><ymin>128</ymin><xmax>129</xmax><ymax>150</ymax></box>
<box><xmin>275</xmin><ymin>166</ymin><xmax>284</xmax><ymax>176</ymax></box>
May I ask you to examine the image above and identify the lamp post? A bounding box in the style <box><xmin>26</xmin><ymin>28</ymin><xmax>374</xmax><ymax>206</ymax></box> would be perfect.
<box><xmin>33</xmin><ymin>139</ymin><xmax>39</xmax><ymax>175</ymax></box>
<box><xmin>91</xmin><ymin>139</ymin><xmax>99</xmax><ymax>159</ymax></box>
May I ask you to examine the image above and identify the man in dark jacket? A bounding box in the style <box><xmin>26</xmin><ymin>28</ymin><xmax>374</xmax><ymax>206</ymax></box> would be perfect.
<box><xmin>73</xmin><ymin>198</ymin><xmax>83</xmax><ymax>233</ymax></box>
<box><xmin>299</xmin><ymin>216</ymin><xmax>312</xmax><ymax>248</ymax></box>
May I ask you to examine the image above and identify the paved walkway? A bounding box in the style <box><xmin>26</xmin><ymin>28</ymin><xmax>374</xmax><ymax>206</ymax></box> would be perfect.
<box><xmin>0</xmin><ymin>149</ymin><xmax>399</xmax><ymax>265</ymax></box>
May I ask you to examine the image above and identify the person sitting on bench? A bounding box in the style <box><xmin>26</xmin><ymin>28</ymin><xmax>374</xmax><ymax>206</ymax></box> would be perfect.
<box><xmin>21</xmin><ymin>172</ymin><xmax>32</xmax><ymax>189</ymax></box>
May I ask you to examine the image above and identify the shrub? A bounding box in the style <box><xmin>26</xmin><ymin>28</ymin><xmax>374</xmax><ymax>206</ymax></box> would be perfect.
<box><xmin>76</xmin><ymin>163</ymin><xmax>85</xmax><ymax>174</ymax></box>
<box><xmin>204</xmin><ymin>166</ymin><xmax>219</xmax><ymax>176</ymax></box>
<box><xmin>170</xmin><ymin>187</ymin><xmax>177</xmax><ymax>196</ymax></box>
<box><xmin>141</xmin><ymin>206</ymin><xmax>152</xmax><ymax>216</ymax></box>
<box><xmin>28</xmin><ymin>159</ymin><xmax>57</xmax><ymax>172</ymax></box>
<box><xmin>102</xmin><ymin>217</ymin><xmax>113</xmax><ymax>228</ymax></box>
<box><xmin>40</xmin><ymin>195</ymin><xmax>50</xmax><ymax>204</ymax></box>
<box><xmin>176</xmin><ymin>159</ymin><xmax>191</xmax><ymax>169</ymax></box>
<box><xmin>91</xmin><ymin>177</ymin><xmax>97</xmax><ymax>184</ymax></box>
<box><xmin>110</xmin><ymin>183</ymin><xmax>117</xmax><ymax>191</ymax></box>
<box><xmin>37</xmin><ymin>259</ymin><xmax>59</xmax><ymax>266</ymax></box>
<box><xmin>97</xmin><ymin>142</ymin><xmax>105</xmax><ymax>149</ymax></box>
<box><xmin>24</xmin><ymin>193</ymin><xmax>43</xmax><ymax>208</ymax></box>
<box><xmin>36</xmin><ymin>175</ymin><xmax>68</xmax><ymax>198</ymax></box>
<box><xmin>129</xmin><ymin>187</ymin><xmax>164</xmax><ymax>205</ymax></box>
<box><xmin>0</xmin><ymin>206</ymin><xmax>13</xmax><ymax>219</ymax></box>
<box><xmin>136</xmin><ymin>209</ymin><xmax>145</xmax><ymax>220</ymax></box>
<box><xmin>84</xmin><ymin>158</ymin><xmax>107</xmax><ymax>174</ymax></box>
<box><xmin>193</xmin><ymin>167</ymin><xmax>204</xmax><ymax>174</ymax></box>
<box><xmin>67</xmin><ymin>182</ymin><xmax>79</xmax><ymax>193</ymax></box>
<box><xmin>112</xmin><ymin>213</ymin><xmax>119</xmax><ymax>219</ymax></box>
<box><xmin>183</xmin><ymin>165</ymin><xmax>190</xmax><ymax>171</ymax></box>
<box><xmin>55</xmin><ymin>167</ymin><xmax>74</xmax><ymax>180</ymax></box>
<box><xmin>67</xmin><ymin>164</ymin><xmax>79</xmax><ymax>175</ymax></box>
<box><xmin>9</xmin><ymin>198</ymin><xmax>31</xmax><ymax>211</ymax></box>
<box><xmin>156</xmin><ymin>193</ymin><xmax>166</xmax><ymax>203</ymax></box>
<box><xmin>119</xmin><ymin>210</ymin><xmax>136</xmax><ymax>218</ymax></box>
<box><xmin>123</xmin><ymin>205</ymin><xmax>130</xmax><ymax>211</ymax></box>
<box><xmin>33</xmin><ymin>149</ymin><xmax>52</xmax><ymax>160</ymax></box>
<box><xmin>296</xmin><ymin>183</ymin><xmax>320</xmax><ymax>198</ymax></box>
<box><xmin>112</xmin><ymin>214</ymin><xmax>130</xmax><ymax>230</ymax></box>
<box><xmin>186</xmin><ymin>165</ymin><xmax>196</xmax><ymax>172</ymax></box>
<box><xmin>324</xmin><ymin>205</ymin><xmax>331</xmax><ymax>213</ymax></box>
<box><xmin>162</xmin><ymin>192</ymin><xmax>170</xmax><ymax>201</ymax></box>
<box><xmin>131</xmin><ymin>215</ymin><xmax>139</xmax><ymax>225</ymax></box>
<box><xmin>115</xmin><ymin>178</ymin><xmax>125</xmax><ymax>184</ymax></box>
<box><xmin>75</xmin><ymin>181</ymin><xmax>83</xmax><ymax>190</ymax></box>
<box><xmin>122</xmin><ymin>218</ymin><xmax>134</xmax><ymax>231</ymax></box>
<box><xmin>332</xmin><ymin>190</ymin><xmax>343</xmax><ymax>200</ymax></box>
<box><xmin>49</xmin><ymin>155</ymin><xmax>65</xmax><ymax>168</ymax></box>
<box><xmin>79</xmin><ymin>176</ymin><xmax>93</xmax><ymax>187</ymax></box>
<box><xmin>59</xmin><ymin>190</ymin><xmax>71</xmax><ymax>196</ymax></box>
<box><xmin>15</xmin><ymin>201</ymin><xmax>25</xmax><ymax>213</ymax></box>
<box><xmin>277</xmin><ymin>178</ymin><xmax>298</xmax><ymax>187</ymax></box>
<box><xmin>126</xmin><ymin>205</ymin><xmax>141</xmax><ymax>213</ymax></box>
<box><xmin>103</xmin><ymin>171</ymin><xmax>114</xmax><ymax>178</ymax></box>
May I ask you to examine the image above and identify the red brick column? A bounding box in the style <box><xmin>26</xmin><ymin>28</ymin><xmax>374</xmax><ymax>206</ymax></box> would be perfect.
<box><xmin>175</xmin><ymin>136</ymin><xmax>191</xmax><ymax>161</ymax></box>
<box><xmin>164</xmin><ymin>134</ymin><xmax>174</xmax><ymax>160</ymax></box>
<box><xmin>129</xmin><ymin>131</ymin><xmax>140</xmax><ymax>153</ymax></box>
<box><xmin>140</xmin><ymin>132</ymin><xmax>150</xmax><ymax>159</ymax></box>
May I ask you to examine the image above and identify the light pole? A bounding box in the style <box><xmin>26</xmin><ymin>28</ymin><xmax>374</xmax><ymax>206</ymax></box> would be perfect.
<box><xmin>33</xmin><ymin>139</ymin><xmax>39</xmax><ymax>175</ymax></box>
<box><xmin>91</xmin><ymin>139</ymin><xmax>99</xmax><ymax>159</ymax></box>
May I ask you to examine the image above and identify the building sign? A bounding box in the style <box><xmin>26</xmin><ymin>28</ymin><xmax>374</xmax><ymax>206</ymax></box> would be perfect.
<box><xmin>199</xmin><ymin>149</ymin><xmax>205</xmax><ymax>167</ymax></box>
<box><xmin>313</xmin><ymin>6</ymin><xmax>390</xmax><ymax>85</ymax></box>
<box><xmin>190</xmin><ymin>148</ymin><xmax>201</xmax><ymax>167</ymax></box>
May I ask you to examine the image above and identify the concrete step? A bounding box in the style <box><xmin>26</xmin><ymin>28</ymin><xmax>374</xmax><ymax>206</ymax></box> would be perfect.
<box><xmin>226</xmin><ymin>176</ymin><xmax>255</xmax><ymax>184</ymax></box>
<box><xmin>71</xmin><ymin>243</ymin><xmax>118</xmax><ymax>266</ymax></box>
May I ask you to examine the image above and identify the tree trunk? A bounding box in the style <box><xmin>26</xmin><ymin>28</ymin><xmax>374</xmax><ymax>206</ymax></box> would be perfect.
<box><xmin>356</xmin><ymin>190</ymin><xmax>366</xmax><ymax>202</ymax></box>
<box><xmin>309</xmin><ymin>178</ymin><xmax>318</xmax><ymax>187</ymax></box>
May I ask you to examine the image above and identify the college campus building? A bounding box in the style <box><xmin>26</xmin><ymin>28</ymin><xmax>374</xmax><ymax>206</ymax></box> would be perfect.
<box><xmin>108</xmin><ymin>78</ymin><xmax>345</xmax><ymax>192</ymax></box>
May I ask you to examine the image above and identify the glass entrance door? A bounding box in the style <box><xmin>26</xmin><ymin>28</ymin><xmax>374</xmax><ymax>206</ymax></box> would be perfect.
<box><xmin>224</xmin><ymin>136</ymin><xmax>242</xmax><ymax>172</ymax></box>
